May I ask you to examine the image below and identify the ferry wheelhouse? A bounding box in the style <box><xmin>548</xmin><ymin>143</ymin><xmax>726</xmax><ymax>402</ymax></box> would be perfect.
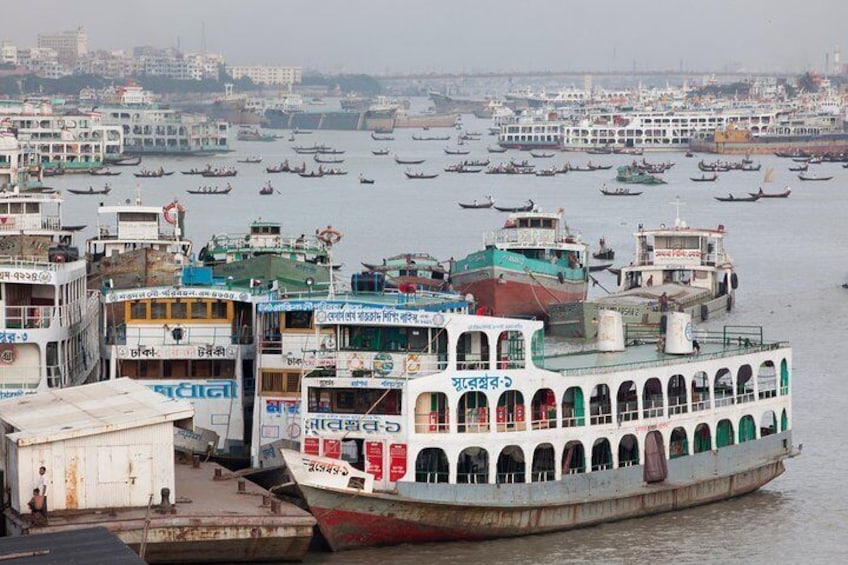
<box><xmin>549</xmin><ymin>214</ymin><xmax>737</xmax><ymax>338</ymax></box>
<box><xmin>280</xmin><ymin>309</ymin><xmax>794</xmax><ymax>550</ymax></box>
<box><xmin>450</xmin><ymin>209</ymin><xmax>588</xmax><ymax>320</ymax></box>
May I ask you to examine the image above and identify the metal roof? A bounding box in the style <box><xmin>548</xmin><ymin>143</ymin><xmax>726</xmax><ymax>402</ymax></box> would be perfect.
<box><xmin>0</xmin><ymin>378</ymin><xmax>194</xmax><ymax>447</ymax></box>
<box><xmin>0</xmin><ymin>527</ymin><xmax>145</xmax><ymax>564</ymax></box>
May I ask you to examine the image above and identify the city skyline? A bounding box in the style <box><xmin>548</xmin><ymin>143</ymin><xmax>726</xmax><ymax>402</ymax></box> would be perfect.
<box><xmin>6</xmin><ymin>0</ymin><xmax>847</xmax><ymax>75</ymax></box>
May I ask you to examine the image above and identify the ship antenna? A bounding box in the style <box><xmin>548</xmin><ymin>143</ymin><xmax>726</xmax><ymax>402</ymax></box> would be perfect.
<box><xmin>670</xmin><ymin>196</ymin><xmax>686</xmax><ymax>228</ymax></box>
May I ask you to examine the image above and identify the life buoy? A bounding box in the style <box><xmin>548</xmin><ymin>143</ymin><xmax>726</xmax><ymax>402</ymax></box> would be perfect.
<box><xmin>730</xmin><ymin>273</ymin><xmax>739</xmax><ymax>290</ymax></box>
<box><xmin>317</xmin><ymin>227</ymin><xmax>342</xmax><ymax>245</ymax></box>
<box><xmin>700</xmin><ymin>304</ymin><xmax>709</xmax><ymax>321</ymax></box>
<box><xmin>163</xmin><ymin>202</ymin><xmax>184</xmax><ymax>225</ymax></box>
<box><xmin>198</xmin><ymin>246</ymin><xmax>208</xmax><ymax>261</ymax></box>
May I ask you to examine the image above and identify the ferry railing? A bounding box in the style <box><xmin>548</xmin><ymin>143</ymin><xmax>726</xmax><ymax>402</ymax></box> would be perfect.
<box><xmin>414</xmin><ymin>412</ymin><xmax>450</xmax><ymax>433</ymax></box>
<box><xmin>415</xmin><ymin>471</ymin><xmax>448</xmax><ymax>483</ymax></box>
<box><xmin>642</xmin><ymin>397</ymin><xmax>664</xmax><ymax>419</ymax></box>
<box><xmin>736</xmin><ymin>391</ymin><xmax>756</xmax><ymax>404</ymax></box>
<box><xmin>486</xmin><ymin>228</ymin><xmax>560</xmax><ymax>247</ymax></box>
<box><xmin>668</xmin><ymin>401</ymin><xmax>688</xmax><ymax>416</ymax></box>
<box><xmin>3</xmin><ymin>305</ymin><xmax>53</xmax><ymax>329</ymax></box>
<box><xmin>616</xmin><ymin>403</ymin><xmax>639</xmax><ymax>423</ymax></box>
<box><xmin>561</xmin><ymin>415</ymin><xmax>585</xmax><ymax>428</ymax></box>
<box><xmin>0</xmin><ymin>256</ymin><xmax>62</xmax><ymax>270</ymax></box>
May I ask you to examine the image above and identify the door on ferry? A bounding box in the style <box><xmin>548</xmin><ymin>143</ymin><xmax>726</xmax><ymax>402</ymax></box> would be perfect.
<box><xmin>643</xmin><ymin>430</ymin><xmax>668</xmax><ymax>483</ymax></box>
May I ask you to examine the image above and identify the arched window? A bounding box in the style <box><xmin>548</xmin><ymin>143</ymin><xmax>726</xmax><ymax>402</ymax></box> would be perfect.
<box><xmin>692</xmin><ymin>371</ymin><xmax>710</xmax><ymax>411</ymax></box>
<box><xmin>496</xmin><ymin>391</ymin><xmax>526</xmax><ymax>431</ymax></box>
<box><xmin>616</xmin><ymin>381</ymin><xmax>638</xmax><ymax>422</ymax></box>
<box><xmin>716</xmin><ymin>419</ymin><xmax>735</xmax><ymax>448</ymax></box>
<box><xmin>668</xmin><ymin>374</ymin><xmax>687</xmax><ymax>415</ymax></box>
<box><xmin>531</xmin><ymin>389</ymin><xmax>557</xmax><ymax>429</ymax></box>
<box><xmin>714</xmin><ymin>368</ymin><xmax>734</xmax><ymax>407</ymax></box>
<box><xmin>415</xmin><ymin>448</ymin><xmax>449</xmax><ymax>483</ymax></box>
<box><xmin>643</xmin><ymin>377</ymin><xmax>664</xmax><ymax>418</ymax></box>
<box><xmin>531</xmin><ymin>443</ymin><xmax>556</xmax><ymax>482</ymax></box>
<box><xmin>562</xmin><ymin>440</ymin><xmax>585</xmax><ymax>474</ymax></box>
<box><xmin>457</xmin><ymin>447</ymin><xmax>488</xmax><ymax>484</ymax></box>
<box><xmin>496</xmin><ymin>445</ymin><xmax>525</xmax><ymax>484</ymax></box>
<box><xmin>618</xmin><ymin>434</ymin><xmax>639</xmax><ymax>467</ymax></box>
<box><xmin>760</xmin><ymin>410</ymin><xmax>778</xmax><ymax>437</ymax></box>
<box><xmin>590</xmin><ymin>384</ymin><xmax>612</xmax><ymax>425</ymax></box>
<box><xmin>670</xmin><ymin>427</ymin><xmax>689</xmax><ymax>458</ymax></box>
<box><xmin>780</xmin><ymin>359</ymin><xmax>790</xmax><ymax>395</ymax></box>
<box><xmin>643</xmin><ymin>430</ymin><xmax>668</xmax><ymax>483</ymax></box>
<box><xmin>739</xmin><ymin>415</ymin><xmax>757</xmax><ymax>443</ymax></box>
<box><xmin>562</xmin><ymin>386</ymin><xmax>584</xmax><ymax>427</ymax></box>
<box><xmin>496</xmin><ymin>330</ymin><xmax>525</xmax><ymax>369</ymax></box>
<box><xmin>694</xmin><ymin>423</ymin><xmax>712</xmax><ymax>453</ymax></box>
<box><xmin>757</xmin><ymin>361</ymin><xmax>777</xmax><ymax>399</ymax></box>
<box><xmin>458</xmin><ymin>391</ymin><xmax>488</xmax><ymax>433</ymax></box>
<box><xmin>414</xmin><ymin>392</ymin><xmax>448</xmax><ymax>433</ymax></box>
<box><xmin>591</xmin><ymin>438</ymin><xmax>612</xmax><ymax>471</ymax></box>
<box><xmin>456</xmin><ymin>331</ymin><xmax>490</xmax><ymax>371</ymax></box>
<box><xmin>736</xmin><ymin>365</ymin><xmax>754</xmax><ymax>403</ymax></box>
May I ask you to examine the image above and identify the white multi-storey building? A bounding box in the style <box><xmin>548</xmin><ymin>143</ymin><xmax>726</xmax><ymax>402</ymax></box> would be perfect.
<box><xmin>37</xmin><ymin>27</ymin><xmax>87</xmax><ymax>68</ymax></box>
<box><xmin>227</xmin><ymin>66</ymin><xmax>302</xmax><ymax>86</ymax></box>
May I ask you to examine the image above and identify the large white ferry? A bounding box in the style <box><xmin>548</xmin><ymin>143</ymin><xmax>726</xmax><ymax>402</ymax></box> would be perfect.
<box><xmin>498</xmin><ymin>108</ymin><xmax>783</xmax><ymax>151</ymax></box>
<box><xmin>278</xmin><ymin>306</ymin><xmax>794</xmax><ymax>551</ymax></box>
<box><xmin>0</xmin><ymin>136</ymin><xmax>100</xmax><ymax>400</ymax></box>
<box><xmin>97</xmin><ymin>83</ymin><xmax>230</xmax><ymax>156</ymax></box>
<box><xmin>0</xmin><ymin>99</ymin><xmax>123</xmax><ymax>173</ymax></box>
<box><xmin>548</xmin><ymin>211</ymin><xmax>737</xmax><ymax>338</ymax></box>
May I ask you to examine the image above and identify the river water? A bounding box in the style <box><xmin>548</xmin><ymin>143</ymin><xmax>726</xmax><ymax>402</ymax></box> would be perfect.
<box><xmin>48</xmin><ymin>104</ymin><xmax>847</xmax><ymax>563</ymax></box>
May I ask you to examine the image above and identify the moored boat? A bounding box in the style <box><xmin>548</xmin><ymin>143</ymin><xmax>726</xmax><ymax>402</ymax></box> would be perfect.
<box><xmin>548</xmin><ymin>210</ymin><xmax>738</xmax><ymax>338</ymax></box>
<box><xmin>277</xmin><ymin>307</ymin><xmax>794</xmax><ymax>551</ymax></box>
<box><xmin>450</xmin><ymin>208</ymin><xmax>588</xmax><ymax>319</ymax></box>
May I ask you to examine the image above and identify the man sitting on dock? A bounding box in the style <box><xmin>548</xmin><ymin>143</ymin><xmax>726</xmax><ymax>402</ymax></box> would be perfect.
<box><xmin>28</xmin><ymin>488</ymin><xmax>47</xmax><ymax>525</ymax></box>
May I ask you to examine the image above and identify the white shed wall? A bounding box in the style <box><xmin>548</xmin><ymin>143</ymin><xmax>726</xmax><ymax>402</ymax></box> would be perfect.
<box><xmin>10</xmin><ymin>422</ymin><xmax>175</xmax><ymax>513</ymax></box>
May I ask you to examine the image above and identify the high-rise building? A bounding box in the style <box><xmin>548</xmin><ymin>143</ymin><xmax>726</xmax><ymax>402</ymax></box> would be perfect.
<box><xmin>37</xmin><ymin>26</ymin><xmax>88</xmax><ymax>68</ymax></box>
<box><xmin>227</xmin><ymin>66</ymin><xmax>302</xmax><ymax>86</ymax></box>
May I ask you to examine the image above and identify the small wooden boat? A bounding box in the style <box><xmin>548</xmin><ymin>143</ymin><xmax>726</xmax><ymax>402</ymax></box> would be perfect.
<box><xmin>487</xmin><ymin>145</ymin><xmax>507</xmax><ymax>153</ymax></box>
<box><xmin>68</xmin><ymin>185</ymin><xmax>111</xmax><ymax>195</ymax></box>
<box><xmin>89</xmin><ymin>169</ymin><xmax>122</xmax><ymax>176</ymax></box>
<box><xmin>788</xmin><ymin>164</ymin><xmax>808</xmax><ymax>172</ymax></box>
<box><xmin>182</xmin><ymin>169</ymin><xmax>206</xmax><ymax>175</ymax></box>
<box><xmin>298</xmin><ymin>171</ymin><xmax>325</xmax><ymax>178</ymax></box>
<box><xmin>798</xmin><ymin>173</ymin><xmax>833</xmax><ymax>181</ymax></box>
<box><xmin>444</xmin><ymin>147</ymin><xmax>470</xmax><ymax>155</ymax></box>
<box><xmin>404</xmin><ymin>171</ymin><xmax>439</xmax><ymax>179</ymax></box>
<box><xmin>358</xmin><ymin>175</ymin><xmax>375</xmax><ymax>185</ymax></box>
<box><xmin>600</xmin><ymin>187</ymin><xmax>642</xmax><ymax>196</ymax></box>
<box><xmin>107</xmin><ymin>155</ymin><xmax>142</xmax><ymax>166</ymax></box>
<box><xmin>690</xmin><ymin>173</ymin><xmax>718</xmax><ymax>182</ymax></box>
<box><xmin>493</xmin><ymin>199</ymin><xmax>534</xmax><ymax>212</ymax></box>
<box><xmin>593</xmin><ymin>238</ymin><xmax>614</xmax><ymax>261</ymax></box>
<box><xmin>323</xmin><ymin>169</ymin><xmax>348</xmax><ymax>176</ymax></box>
<box><xmin>458</xmin><ymin>196</ymin><xmax>495</xmax><ymax>209</ymax></box>
<box><xmin>748</xmin><ymin>187</ymin><xmax>791</xmax><ymax>199</ymax></box>
<box><xmin>371</xmin><ymin>133</ymin><xmax>394</xmax><ymax>141</ymax></box>
<box><xmin>133</xmin><ymin>170</ymin><xmax>173</xmax><ymax>178</ymax></box>
<box><xmin>586</xmin><ymin>163</ymin><xmax>613</xmax><ymax>170</ymax></box>
<box><xmin>259</xmin><ymin>182</ymin><xmax>275</xmax><ymax>195</ymax></box>
<box><xmin>714</xmin><ymin>194</ymin><xmax>760</xmax><ymax>202</ymax></box>
<box><xmin>372</xmin><ymin>148</ymin><xmax>390</xmax><ymax>156</ymax></box>
<box><xmin>412</xmin><ymin>134</ymin><xmax>450</xmax><ymax>141</ymax></box>
<box><xmin>395</xmin><ymin>156</ymin><xmax>426</xmax><ymax>165</ymax></box>
<box><xmin>314</xmin><ymin>154</ymin><xmax>345</xmax><ymax>164</ymax></box>
<box><xmin>186</xmin><ymin>186</ymin><xmax>233</xmax><ymax>195</ymax></box>
<box><xmin>201</xmin><ymin>169</ymin><xmax>237</xmax><ymax>177</ymax></box>
<box><xmin>529</xmin><ymin>151</ymin><xmax>554</xmax><ymax>158</ymax></box>
<box><xmin>237</xmin><ymin>157</ymin><xmax>263</xmax><ymax>163</ymax></box>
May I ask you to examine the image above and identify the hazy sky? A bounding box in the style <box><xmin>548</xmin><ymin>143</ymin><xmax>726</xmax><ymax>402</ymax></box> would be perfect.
<box><xmin>7</xmin><ymin>0</ymin><xmax>846</xmax><ymax>74</ymax></box>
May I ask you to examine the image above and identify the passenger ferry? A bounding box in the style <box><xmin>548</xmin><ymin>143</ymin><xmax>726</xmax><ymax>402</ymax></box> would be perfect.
<box><xmin>450</xmin><ymin>209</ymin><xmax>589</xmax><ymax>320</ymax></box>
<box><xmin>549</xmin><ymin>211</ymin><xmax>737</xmax><ymax>338</ymax></box>
<box><xmin>0</xmin><ymin>99</ymin><xmax>123</xmax><ymax>172</ymax></box>
<box><xmin>97</xmin><ymin>83</ymin><xmax>230</xmax><ymax>156</ymax></box>
<box><xmin>250</xmin><ymin>280</ymin><xmax>469</xmax><ymax>471</ymax></box>
<box><xmin>497</xmin><ymin>108</ymin><xmax>783</xmax><ymax>152</ymax></box>
<box><xmin>279</xmin><ymin>308</ymin><xmax>794</xmax><ymax>550</ymax></box>
<box><xmin>0</xmin><ymin>136</ymin><xmax>100</xmax><ymax>399</ymax></box>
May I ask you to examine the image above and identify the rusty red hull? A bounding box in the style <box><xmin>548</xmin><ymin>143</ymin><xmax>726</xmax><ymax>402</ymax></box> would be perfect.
<box><xmin>454</xmin><ymin>275</ymin><xmax>586</xmax><ymax>319</ymax></box>
<box><xmin>300</xmin><ymin>460</ymin><xmax>785</xmax><ymax>551</ymax></box>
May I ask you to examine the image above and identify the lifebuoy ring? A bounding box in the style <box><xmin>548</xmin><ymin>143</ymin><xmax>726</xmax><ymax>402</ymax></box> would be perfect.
<box><xmin>198</xmin><ymin>246</ymin><xmax>208</xmax><ymax>261</ymax></box>
<box><xmin>317</xmin><ymin>227</ymin><xmax>342</xmax><ymax>245</ymax></box>
<box><xmin>700</xmin><ymin>304</ymin><xmax>709</xmax><ymax>321</ymax></box>
<box><xmin>730</xmin><ymin>273</ymin><xmax>739</xmax><ymax>290</ymax></box>
<box><xmin>163</xmin><ymin>202</ymin><xmax>184</xmax><ymax>225</ymax></box>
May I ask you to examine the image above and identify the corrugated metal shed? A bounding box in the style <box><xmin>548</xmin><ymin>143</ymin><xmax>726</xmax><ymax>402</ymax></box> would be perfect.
<box><xmin>0</xmin><ymin>378</ymin><xmax>193</xmax><ymax>446</ymax></box>
<box><xmin>0</xmin><ymin>526</ymin><xmax>145</xmax><ymax>564</ymax></box>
